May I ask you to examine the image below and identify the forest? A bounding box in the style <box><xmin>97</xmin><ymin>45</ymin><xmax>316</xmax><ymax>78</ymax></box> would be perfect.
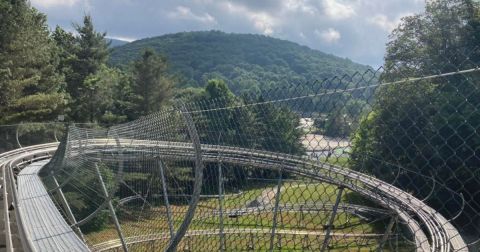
<box><xmin>0</xmin><ymin>0</ymin><xmax>373</xmax><ymax>128</ymax></box>
<box><xmin>109</xmin><ymin>31</ymin><xmax>371</xmax><ymax>94</ymax></box>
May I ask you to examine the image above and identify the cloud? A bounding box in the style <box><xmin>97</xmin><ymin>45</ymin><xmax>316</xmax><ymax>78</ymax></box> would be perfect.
<box><xmin>250</xmin><ymin>13</ymin><xmax>275</xmax><ymax>35</ymax></box>
<box><xmin>167</xmin><ymin>6</ymin><xmax>217</xmax><ymax>24</ymax></box>
<box><xmin>220</xmin><ymin>2</ymin><xmax>277</xmax><ymax>35</ymax></box>
<box><xmin>315</xmin><ymin>28</ymin><xmax>341</xmax><ymax>43</ymax></box>
<box><xmin>283</xmin><ymin>0</ymin><xmax>317</xmax><ymax>15</ymax></box>
<box><xmin>30</xmin><ymin>0</ymin><xmax>80</xmax><ymax>8</ymax></box>
<box><xmin>299</xmin><ymin>32</ymin><xmax>306</xmax><ymax>39</ymax></box>
<box><xmin>322</xmin><ymin>0</ymin><xmax>355</xmax><ymax>20</ymax></box>
<box><xmin>368</xmin><ymin>14</ymin><xmax>400</xmax><ymax>32</ymax></box>
<box><xmin>30</xmin><ymin>0</ymin><xmax>426</xmax><ymax>67</ymax></box>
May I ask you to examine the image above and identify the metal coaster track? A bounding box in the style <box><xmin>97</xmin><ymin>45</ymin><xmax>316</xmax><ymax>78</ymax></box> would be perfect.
<box><xmin>0</xmin><ymin>140</ymin><xmax>468</xmax><ymax>251</ymax></box>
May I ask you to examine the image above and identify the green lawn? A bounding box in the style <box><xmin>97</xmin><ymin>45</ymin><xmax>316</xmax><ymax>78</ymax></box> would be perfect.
<box><xmin>85</xmin><ymin>180</ymin><xmax>407</xmax><ymax>251</ymax></box>
<box><xmin>320</xmin><ymin>156</ymin><xmax>350</xmax><ymax>167</ymax></box>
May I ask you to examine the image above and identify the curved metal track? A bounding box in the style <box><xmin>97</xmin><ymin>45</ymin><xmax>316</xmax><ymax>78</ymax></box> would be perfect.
<box><xmin>1</xmin><ymin>141</ymin><xmax>468</xmax><ymax>252</ymax></box>
<box><xmin>0</xmin><ymin>143</ymin><xmax>59</xmax><ymax>252</ymax></box>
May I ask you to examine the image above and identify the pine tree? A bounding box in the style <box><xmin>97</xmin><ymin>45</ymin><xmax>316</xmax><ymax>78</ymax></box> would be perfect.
<box><xmin>131</xmin><ymin>48</ymin><xmax>175</xmax><ymax>118</ymax></box>
<box><xmin>66</xmin><ymin>15</ymin><xmax>111</xmax><ymax>122</ymax></box>
<box><xmin>52</xmin><ymin>26</ymin><xmax>76</xmax><ymax>92</ymax></box>
<box><xmin>0</xmin><ymin>0</ymin><xmax>65</xmax><ymax>124</ymax></box>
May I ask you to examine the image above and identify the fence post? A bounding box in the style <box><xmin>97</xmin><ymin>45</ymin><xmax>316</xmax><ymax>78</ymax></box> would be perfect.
<box><xmin>51</xmin><ymin>172</ymin><xmax>85</xmax><ymax>242</ymax></box>
<box><xmin>377</xmin><ymin>216</ymin><xmax>396</xmax><ymax>252</ymax></box>
<box><xmin>300</xmin><ymin>204</ymin><xmax>305</xmax><ymax>228</ymax></box>
<box><xmin>269</xmin><ymin>168</ymin><xmax>283</xmax><ymax>252</ymax></box>
<box><xmin>248</xmin><ymin>232</ymin><xmax>254</xmax><ymax>250</ymax></box>
<box><xmin>218</xmin><ymin>160</ymin><xmax>225</xmax><ymax>252</ymax></box>
<box><xmin>94</xmin><ymin>163</ymin><xmax>129</xmax><ymax>252</ymax></box>
<box><xmin>302</xmin><ymin>235</ymin><xmax>310</xmax><ymax>250</ymax></box>
<box><xmin>159</xmin><ymin>160</ymin><xmax>175</xmax><ymax>240</ymax></box>
<box><xmin>320</xmin><ymin>186</ymin><xmax>344</xmax><ymax>252</ymax></box>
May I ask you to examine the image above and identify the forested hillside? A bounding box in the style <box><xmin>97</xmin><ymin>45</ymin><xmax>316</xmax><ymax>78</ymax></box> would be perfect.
<box><xmin>110</xmin><ymin>31</ymin><xmax>372</xmax><ymax>93</ymax></box>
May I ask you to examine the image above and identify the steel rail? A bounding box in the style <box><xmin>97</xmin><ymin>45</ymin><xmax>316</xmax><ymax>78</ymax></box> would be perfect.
<box><xmin>1</xmin><ymin>141</ymin><xmax>468</xmax><ymax>252</ymax></box>
<box><xmin>67</xmin><ymin>139</ymin><xmax>465</xmax><ymax>251</ymax></box>
<box><xmin>75</xmin><ymin>139</ymin><xmax>467</xmax><ymax>251</ymax></box>
<box><xmin>55</xmin><ymin>139</ymin><xmax>463</xmax><ymax>251</ymax></box>
<box><xmin>0</xmin><ymin>143</ymin><xmax>59</xmax><ymax>252</ymax></box>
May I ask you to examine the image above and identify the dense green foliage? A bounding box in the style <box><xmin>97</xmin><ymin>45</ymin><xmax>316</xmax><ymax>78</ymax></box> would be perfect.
<box><xmin>180</xmin><ymin>79</ymin><xmax>304</xmax><ymax>190</ymax></box>
<box><xmin>54</xmin><ymin>16</ymin><xmax>115</xmax><ymax>123</ymax></box>
<box><xmin>130</xmin><ymin>48</ymin><xmax>175</xmax><ymax>119</ymax></box>
<box><xmin>1</xmin><ymin>5</ymin><xmax>371</xmax><ymax>127</ymax></box>
<box><xmin>58</xmin><ymin>163</ymin><xmax>115</xmax><ymax>233</ymax></box>
<box><xmin>350</xmin><ymin>0</ymin><xmax>480</xmax><ymax>232</ymax></box>
<box><xmin>313</xmin><ymin>94</ymin><xmax>369</xmax><ymax>137</ymax></box>
<box><xmin>50</xmin><ymin>17</ymin><xmax>177</xmax><ymax>124</ymax></box>
<box><xmin>109</xmin><ymin>31</ymin><xmax>372</xmax><ymax>94</ymax></box>
<box><xmin>0</xmin><ymin>0</ymin><xmax>65</xmax><ymax>124</ymax></box>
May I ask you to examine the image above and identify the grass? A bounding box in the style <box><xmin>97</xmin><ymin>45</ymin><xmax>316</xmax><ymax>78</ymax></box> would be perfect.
<box><xmin>96</xmin><ymin>232</ymin><xmax>414</xmax><ymax>251</ymax></box>
<box><xmin>84</xmin><ymin>179</ymin><xmax>405</xmax><ymax>251</ymax></box>
<box><xmin>320</xmin><ymin>156</ymin><xmax>350</xmax><ymax>167</ymax></box>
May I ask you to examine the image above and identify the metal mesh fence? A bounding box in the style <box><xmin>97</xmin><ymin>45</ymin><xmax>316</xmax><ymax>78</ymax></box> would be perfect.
<box><xmin>1</xmin><ymin>47</ymin><xmax>479</xmax><ymax>251</ymax></box>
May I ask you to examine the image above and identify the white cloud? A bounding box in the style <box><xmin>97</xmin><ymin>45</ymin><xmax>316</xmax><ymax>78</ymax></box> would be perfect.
<box><xmin>30</xmin><ymin>0</ymin><xmax>80</xmax><ymax>8</ymax></box>
<box><xmin>167</xmin><ymin>6</ymin><xmax>217</xmax><ymax>24</ymax></box>
<box><xmin>250</xmin><ymin>13</ymin><xmax>275</xmax><ymax>35</ymax></box>
<box><xmin>29</xmin><ymin>0</ymin><xmax>426</xmax><ymax>67</ymax></box>
<box><xmin>368</xmin><ymin>14</ymin><xmax>401</xmax><ymax>32</ymax></box>
<box><xmin>283</xmin><ymin>0</ymin><xmax>317</xmax><ymax>15</ymax></box>
<box><xmin>322</xmin><ymin>0</ymin><xmax>355</xmax><ymax>20</ymax></box>
<box><xmin>221</xmin><ymin>2</ymin><xmax>277</xmax><ymax>35</ymax></box>
<box><xmin>315</xmin><ymin>28</ymin><xmax>341</xmax><ymax>43</ymax></box>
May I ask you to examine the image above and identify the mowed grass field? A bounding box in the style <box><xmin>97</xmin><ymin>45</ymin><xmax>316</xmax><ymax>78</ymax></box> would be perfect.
<box><xmin>84</xmin><ymin>180</ymin><xmax>413</xmax><ymax>251</ymax></box>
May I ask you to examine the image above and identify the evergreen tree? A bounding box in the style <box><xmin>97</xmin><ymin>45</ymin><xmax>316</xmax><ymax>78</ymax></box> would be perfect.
<box><xmin>52</xmin><ymin>26</ymin><xmax>76</xmax><ymax>93</ymax></box>
<box><xmin>130</xmin><ymin>48</ymin><xmax>175</xmax><ymax>118</ymax></box>
<box><xmin>67</xmin><ymin>15</ymin><xmax>110</xmax><ymax>122</ymax></box>
<box><xmin>0</xmin><ymin>0</ymin><xmax>65</xmax><ymax>123</ymax></box>
<box><xmin>78</xmin><ymin>66</ymin><xmax>129</xmax><ymax>124</ymax></box>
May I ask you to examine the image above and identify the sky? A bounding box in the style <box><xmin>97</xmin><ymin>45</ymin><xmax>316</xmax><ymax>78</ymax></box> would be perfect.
<box><xmin>30</xmin><ymin>0</ymin><xmax>426</xmax><ymax>67</ymax></box>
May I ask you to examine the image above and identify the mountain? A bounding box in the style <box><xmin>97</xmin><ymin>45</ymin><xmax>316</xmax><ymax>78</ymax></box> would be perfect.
<box><xmin>107</xmin><ymin>38</ymin><xmax>130</xmax><ymax>48</ymax></box>
<box><xmin>109</xmin><ymin>31</ymin><xmax>372</xmax><ymax>93</ymax></box>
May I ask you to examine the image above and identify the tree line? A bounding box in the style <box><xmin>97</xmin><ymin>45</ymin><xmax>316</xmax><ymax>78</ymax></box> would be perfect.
<box><xmin>1</xmin><ymin>0</ymin><xmax>175</xmax><ymax>125</ymax></box>
<box><xmin>109</xmin><ymin>30</ymin><xmax>371</xmax><ymax>95</ymax></box>
<box><xmin>0</xmin><ymin>1</ymin><xmax>307</xmax><ymax>233</ymax></box>
<box><xmin>351</xmin><ymin>0</ymin><xmax>480</xmax><ymax>234</ymax></box>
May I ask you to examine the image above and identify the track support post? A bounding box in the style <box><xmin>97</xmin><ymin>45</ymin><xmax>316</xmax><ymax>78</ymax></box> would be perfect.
<box><xmin>95</xmin><ymin>163</ymin><xmax>129</xmax><ymax>252</ymax></box>
<box><xmin>320</xmin><ymin>186</ymin><xmax>345</xmax><ymax>252</ymax></box>
<box><xmin>159</xmin><ymin>160</ymin><xmax>175</xmax><ymax>239</ymax></box>
<box><xmin>269</xmin><ymin>167</ymin><xmax>283</xmax><ymax>252</ymax></box>
<box><xmin>218</xmin><ymin>160</ymin><xmax>225</xmax><ymax>252</ymax></box>
<box><xmin>51</xmin><ymin>172</ymin><xmax>85</xmax><ymax>241</ymax></box>
<box><xmin>377</xmin><ymin>215</ymin><xmax>397</xmax><ymax>252</ymax></box>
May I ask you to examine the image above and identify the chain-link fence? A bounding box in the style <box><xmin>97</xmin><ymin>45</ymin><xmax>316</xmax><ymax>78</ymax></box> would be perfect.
<box><xmin>17</xmin><ymin>46</ymin><xmax>475</xmax><ymax>251</ymax></box>
<box><xmin>2</xmin><ymin>46</ymin><xmax>479</xmax><ymax>251</ymax></box>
